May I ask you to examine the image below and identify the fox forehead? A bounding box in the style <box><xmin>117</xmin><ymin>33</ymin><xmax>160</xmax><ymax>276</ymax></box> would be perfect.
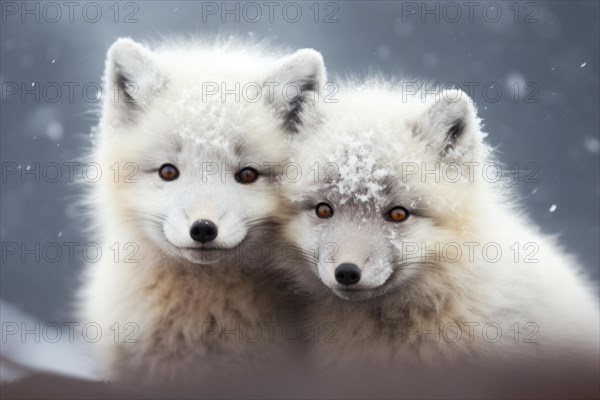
<box><xmin>128</xmin><ymin>93</ymin><xmax>283</xmax><ymax>164</ymax></box>
<box><xmin>291</xmin><ymin>132</ymin><xmax>427</xmax><ymax>205</ymax></box>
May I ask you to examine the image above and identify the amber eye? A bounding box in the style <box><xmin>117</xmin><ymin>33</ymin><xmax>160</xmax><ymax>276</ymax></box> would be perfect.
<box><xmin>158</xmin><ymin>164</ymin><xmax>179</xmax><ymax>181</ymax></box>
<box><xmin>388</xmin><ymin>206</ymin><xmax>409</xmax><ymax>222</ymax></box>
<box><xmin>315</xmin><ymin>203</ymin><xmax>334</xmax><ymax>219</ymax></box>
<box><xmin>235</xmin><ymin>167</ymin><xmax>259</xmax><ymax>184</ymax></box>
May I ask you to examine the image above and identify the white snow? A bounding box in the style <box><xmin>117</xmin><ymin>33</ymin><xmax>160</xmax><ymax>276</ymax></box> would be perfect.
<box><xmin>326</xmin><ymin>132</ymin><xmax>393</xmax><ymax>204</ymax></box>
<box><xmin>549</xmin><ymin>204</ymin><xmax>557</xmax><ymax>213</ymax></box>
<box><xmin>171</xmin><ymin>87</ymin><xmax>243</xmax><ymax>153</ymax></box>
<box><xmin>506</xmin><ymin>72</ymin><xmax>526</xmax><ymax>98</ymax></box>
<box><xmin>583</xmin><ymin>137</ymin><xmax>600</xmax><ymax>154</ymax></box>
<box><xmin>0</xmin><ymin>301</ymin><xmax>99</xmax><ymax>382</ymax></box>
<box><xmin>46</xmin><ymin>121</ymin><xmax>64</xmax><ymax>141</ymax></box>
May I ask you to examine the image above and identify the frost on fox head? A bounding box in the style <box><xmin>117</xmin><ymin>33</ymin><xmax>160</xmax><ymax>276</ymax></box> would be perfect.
<box><xmin>283</xmin><ymin>83</ymin><xmax>489</xmax><ymax>301</ymax></box>
<box><xmin>93</xmin><ymin>37</ymin><xmax>326</xmax><ymax>266</ymax></box>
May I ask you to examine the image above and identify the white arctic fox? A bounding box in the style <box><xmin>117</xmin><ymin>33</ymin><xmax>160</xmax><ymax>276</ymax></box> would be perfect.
<box><xmin>281</xmin><ymin>80</ymin><xmax>599</xmax><ymax>370</ymax></box>
<box><xmin>78</xmin><ymin>37</ymin><xmax>326</xmax><ymax>384</ymax></box>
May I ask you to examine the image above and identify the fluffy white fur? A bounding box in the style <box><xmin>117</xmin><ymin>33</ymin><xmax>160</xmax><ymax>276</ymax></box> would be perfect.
<box><xmin>281</xmin><ymin>79</ymin><xmax>600</xmax><ymax>369</ymax></box>
<box><xmin>78</xmin><ymin>37</ymin><xmax>325</xmax><ymax>384</ymax></box>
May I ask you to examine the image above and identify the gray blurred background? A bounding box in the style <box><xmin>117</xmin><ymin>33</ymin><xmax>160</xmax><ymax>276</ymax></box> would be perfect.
<box><xmin>1</xmin><ymin>0</ymin><xmax>598</xmax><ymax>326</ymax></box>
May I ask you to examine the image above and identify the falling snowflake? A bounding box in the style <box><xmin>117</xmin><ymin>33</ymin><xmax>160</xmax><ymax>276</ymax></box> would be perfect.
<box><xmin>583</xmin><ymin>137</ymin><xmax>600</xmax><ymax>154</ymax></box>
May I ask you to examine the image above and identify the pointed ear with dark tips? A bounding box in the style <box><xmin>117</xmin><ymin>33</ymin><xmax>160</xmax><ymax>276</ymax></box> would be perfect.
<box><xmin>103</xmin><ymin>38</ymin><xmax>166</xmax><ymax>125</ymax></box>
<box><xmin>412</xmin><ymin>89</ymin><xmax>482</xmax><ymax>160</ymax></box>
<box><xmin>264</xmin><ymin>49</ymin><xmax>326</xmax><ymax>133</ymax></box>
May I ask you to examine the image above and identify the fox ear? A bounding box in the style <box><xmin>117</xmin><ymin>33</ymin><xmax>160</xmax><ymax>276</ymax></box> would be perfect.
<box><xmin>103</xmin><ymin>38</ymin><xmax>165</xmax><ymax>124</ymax></box>
<box><xmin>412</xmin><ymin>89</ymin><xmax>482</xmax><ymax>160</ymax></box>
<box><xmin>265</xmin><ymin>49</ymin><xmax>326</xmax><ymax>133</ymax></box>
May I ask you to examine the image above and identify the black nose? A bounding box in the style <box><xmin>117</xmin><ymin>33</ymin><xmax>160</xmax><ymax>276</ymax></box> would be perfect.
<box><xmin>190</xmin><ymin>220</ymin><xmax>218</xmax><ymax>243</ymax></box>
<box><xmin>335</xmin><ymin>263</ymin><xmax>361</xmax><ymax>286</ymax></box>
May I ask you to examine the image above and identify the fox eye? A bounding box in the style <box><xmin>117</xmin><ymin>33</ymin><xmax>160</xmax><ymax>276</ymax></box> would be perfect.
<box><xmin>388</xmin><ymin>206</ymin><xmax>409</xmax><ymax>222</ymax></box>
<box><xmin>315</xmin><ymin>203</ymin><xmax>334</xmax><ymax>219</ymax></box>
<box><xmin>159</xmin><ymin>164</ymin><xmax>179</xmax><ymax>181</ymax></box>
<box><xmin>235</xmin><ymin>167</ymin><xmax>259</xmax><ymax>184</ymax></box>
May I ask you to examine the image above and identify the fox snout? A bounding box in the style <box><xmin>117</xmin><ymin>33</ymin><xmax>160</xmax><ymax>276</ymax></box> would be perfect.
<box><xmin>189</xmin><ymin>219</ymin><xmax>219</xmax><ymax>243</ymax></box>
<box><xmin>334</xmin><ymin>263</ymin><xmax>362</xmax><ymax>286</ymax></box>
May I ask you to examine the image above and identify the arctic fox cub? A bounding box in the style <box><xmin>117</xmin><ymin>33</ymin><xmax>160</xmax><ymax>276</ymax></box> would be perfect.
<box><xmin>78</xmin><ymin>37</ymin><xmax>325</xmax><ymax>384</ymax></box>
<box><xmin>282</xmin><ymin>80</ymin><xmax>599</xmax><ymax>369</ymax></box>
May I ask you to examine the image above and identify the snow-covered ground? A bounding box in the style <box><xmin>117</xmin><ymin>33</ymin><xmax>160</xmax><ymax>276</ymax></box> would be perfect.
<box><xmin>0</xmin><ymin>300</ymin><xmax>98</xmax><ymax>383</ymax></box>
